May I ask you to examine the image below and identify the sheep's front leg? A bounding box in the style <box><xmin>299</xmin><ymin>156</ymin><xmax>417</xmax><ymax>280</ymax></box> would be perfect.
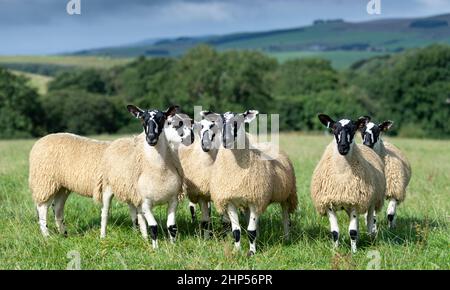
<box><xmin>167</xmin><ymin>196</ymin><xmax>178</xmax><ymax>244</ymax></box>
<box><xmin>227</xmin><ymin>203</ymin><xmax>241</xmax><ymax>251</ymax></box>
<box><xmin>54</xmin><ymin>191</ymin><xmax>69</xmax><ymax>236</ymax></box>
<box><xmin>327</xmin><ymin>208</ymin><xmax>339</xmax><ymax>248</ymax></box>
<box><xmin>349</xmin><ymin>209</ymin><xmax>359</xmax><ymax>253</ymax></box>
<box><xmin>247</xmin><ymin>205</ymin><xmax>259</xmax><ymax>256</ymax></box>
<box><xmin>387</xmin><ymin>198</ymin><xmax>397</xmax><ymax>229</ymax></box>
<box><xmin>128</xmin><ymin>203</ymin><xmax>138</xmax><ymax>228</ymax></box>
<box><xmin>37</xmin><ymin>201</ymin><xmax>51</xmax><ymax>237</ymax></box>
<box><xmin>100</xmin><ymin>187</ymin><xmax>113</xmax><ymax>239</ymax></box>
<box><xmin>189</xmin><ymin>201</ymin><xmax>196</xmax><ymax>223</ymax></box>
<box><xmin>142</xmin><ymin>198</ymin><xmax>158</xmax><ymax>249</ymax></box>
<box><xmin>200</xmin><ymin>199</ymin><xmax>212</xmax><ymax>239</ymax></box>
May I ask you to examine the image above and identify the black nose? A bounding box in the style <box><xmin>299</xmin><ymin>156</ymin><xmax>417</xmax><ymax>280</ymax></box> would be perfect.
<box><xmin>147</xmin><ymin>137</ymin><xmax>158</xmax><ymax>146</ymax></box>
<box><xmin>338</xmin><ymin>145</ymin><xmax>350</xmax><ymax>155</ymax></box>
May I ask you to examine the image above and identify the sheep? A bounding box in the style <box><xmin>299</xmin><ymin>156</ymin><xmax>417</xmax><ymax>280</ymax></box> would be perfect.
<box><xmin>311</xmin><ymin>114</ymin><xmax>386</xmax><ymax>253</ymax></box>
<box><xmin>29</xmin><ymin>133</ymin><xmax>112</xmax><ymax>237</ymax></box>
<box><xmin>359</xmin><ymin>119</ymin><xmax>411</xmax><ymax>228</ymax></box>
<box><xmin>207</xmin><ymin>110</ymin><xmax>298</xmax><ymax>256</ymax></box>
<box><xmin>95</xmin><ymin>105</ymin><xmax>194</xmax><ymax>248</ymax></box>
<box><xmin>178</xmin><ymin>111</ymin><xmax>221</xmax><ymax>238</ymax></box>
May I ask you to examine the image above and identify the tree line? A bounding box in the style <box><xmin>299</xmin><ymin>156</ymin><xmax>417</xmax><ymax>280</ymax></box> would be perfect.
<box><xmin>0</xmin><ymin>44</ymin><xmax>449</xmax><ymax>139</ymax></box>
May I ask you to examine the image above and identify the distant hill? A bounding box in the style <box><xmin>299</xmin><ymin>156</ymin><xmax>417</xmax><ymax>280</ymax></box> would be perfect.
<box><xmin>71</xmin><ymin>13</ymin><xmax>450</xmax><ymax>59</ymax></box>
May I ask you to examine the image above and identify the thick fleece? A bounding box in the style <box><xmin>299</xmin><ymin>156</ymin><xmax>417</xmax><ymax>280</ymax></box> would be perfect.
<box><xmin>374</xmin><ymin>141</ymin><xmax>411</xmax><ymax>203</ymax></box>
<box><xmin>210</xmin><ymin>134</ymin><xmax>298</xmax><ymax>215</ymax></box>
<box><xmin>95</xmin><ymin>133</ymin><xmax>182</xmax><ymax>207</ymax></box>
<box><xmin>311</xmin><ymin>142</ymin><xmax>386</xmax><ymax>215</ymax></box>
<box><xmin>29</xmin><ymin>133</ymin><xmax>110</xmax><ymax>205</ymax></box>
<box><xmin>178</xmin><ymin>138</ymin><xmax>217</xmax><ymax>203</ymax></box>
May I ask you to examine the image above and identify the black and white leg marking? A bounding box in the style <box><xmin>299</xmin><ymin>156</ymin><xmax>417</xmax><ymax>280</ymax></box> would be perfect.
<box><xmin>327</xmin><ymin>208</ymin><xmax>339</xmax><ymax>248</ymax></box>
<box><xmin>189</xmin><ymin>202</ymin><xmax>196</xmax><ymax>223</ymax></box>
<box><xmin>167</xmin><ymin>197</ymin><xmax>178</xmax><ymax>243</ymax></box>
<box><xmin>227</xmin><ymin>203</ymin><xmax>241</xmax><ymax>251</ymax></box>
<box><xmin>247</xmin><ymin>205</ymin><xmax>259</xmax><ymax>256</ymax></box>
<box><xmin>387</xmin><ymin>198</ymin><xmax>397</xmax><ymax>229</ymax></box>
<box><xmin>142</xmin><ymin>198</ymin><xmax>158</xmax><ymax>249</ymax></box>
<box><xmin>349</xmin><ymin>209</ymin><xmax>359</xmax><ymax>253</ymax></box>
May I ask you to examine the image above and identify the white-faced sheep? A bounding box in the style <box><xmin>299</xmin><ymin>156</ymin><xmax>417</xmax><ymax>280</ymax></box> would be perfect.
<box><xmin>179</xmin><ymin>111</ymin><xmax>221</xmax><ymax>238</ymax></box>
<box><xmin>95</xmin><ymin>105</ymin><xmax>194</xmax><ymax>248</ymax></box>
<box><xmin>311</xmin><ymin>114</ymin><xmax>386</xmax><ymax>253</ymax></box>
<box><xmin>29</xmin><ymin>133</ymin><xmax>111</xmax><ymax>237</ymax></box>
<box><xmin>359</xmin><ymin>119</ymin><xmax>411</xmax><ymax>228</ymax></box>
<box><xmin>207</xmin><ymin>110</ymin><xmax>298</xmax><ymax>256</ymax></box>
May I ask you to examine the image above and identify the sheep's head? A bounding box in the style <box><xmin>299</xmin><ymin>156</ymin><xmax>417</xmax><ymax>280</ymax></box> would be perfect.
<box><xmin>197</xmin><ymin>111</ymin><xmax>221</xmax><ymax>152</ymax></box>
<box><xmin>127</xmin><ymin>104</ymin><xmax>178</xmax><ymax>147</ymax></box>
<box><xmin>359</xmin><ymin>119</ymin><xmax>393</xmax><ymax>149</ymax></box>
<box><xmin>318</xmin><ymin>114</ymin><xmax>369</xmax><ymax>156</ymax></box>
<box><xmin>166</xmin><ymin>113</ymin><xmax>195</xmax><ymax>147</ymax></box>
<box><xmin>220</xmin><ymin>110</ymin><xmax>258</xmax><ymax>149</ymax></box>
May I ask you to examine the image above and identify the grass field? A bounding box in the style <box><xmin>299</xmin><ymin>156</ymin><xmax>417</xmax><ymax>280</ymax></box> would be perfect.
<box><xmin>0</xmin><ymin>133</ymin><xmax>448</xmax><ymax>269</ymax></box>
<box><xmin>269</xmin><ymin>51</ymin><xmax>388</xmax><ymax>69</ymax></box>
<box><xmin>0</xmin><ymin>56</ymin><xmax>132</xmax><ymax>69</ymax></box>
<box><xmin>11</xmin><ymin>70</ymin><xmax>53</xmax><ymax>95</ymax></box>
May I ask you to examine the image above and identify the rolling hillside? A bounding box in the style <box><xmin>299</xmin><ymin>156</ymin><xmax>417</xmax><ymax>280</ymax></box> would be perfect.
<box><xmin>72</xmin><ymin>13</ymin><xmax>450</xmax><ymax>58</ymax></box>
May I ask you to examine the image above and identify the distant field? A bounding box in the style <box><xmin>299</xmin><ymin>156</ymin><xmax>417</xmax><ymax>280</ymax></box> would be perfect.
<box><xmin>269</xmin><ymin>51</ymin><xmax>388</xmax><ymax>69</ymax></box>
<box><xmin>0</xmin><ymin>56</ymin><xmax>132</xmax><ymax>69</ymax></box>
<box><xmin>0</xmin><ymin>133</ymin><xmax>448</xmax><ymax>269</ymax></box>
<box><xmin>11</xmin><ymin>70</ymin><xmax>52</xmax><ymax>95</ymax></box>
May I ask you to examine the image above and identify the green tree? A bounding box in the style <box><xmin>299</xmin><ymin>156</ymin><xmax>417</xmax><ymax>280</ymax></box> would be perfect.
<box><xmin>0</xmin><ymin>68</ymin><xmax>44</xmax><ymax>138</ymax></box>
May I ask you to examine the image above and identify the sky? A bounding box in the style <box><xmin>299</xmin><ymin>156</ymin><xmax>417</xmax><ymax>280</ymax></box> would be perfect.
<box><xmin>1</xmin><ymin>0</ymin><xmax>450</xmax><ymax>55</ymax></box>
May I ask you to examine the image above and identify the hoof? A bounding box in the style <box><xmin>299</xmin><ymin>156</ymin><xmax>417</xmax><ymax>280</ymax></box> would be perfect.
<box><xmin>247</xmin><ymin>251</ymin><xmax>255</xmax><ymax>257</ymax></box>
<box><xmin>64</xmin><ymin>231</ymin><xmax>68</xmax><ymax>238</ymax></box>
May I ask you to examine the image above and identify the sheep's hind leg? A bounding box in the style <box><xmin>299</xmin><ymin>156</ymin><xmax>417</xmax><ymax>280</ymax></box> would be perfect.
<box><xmin>142</xmin><ymin>198</ymin><xmax>159</xmax><ymax>249</ymax></box>
<box><xmin>54</xmin><ymin>190</ymin><xmax>69</xmax><ymax>236</ymax></box>
<box><xmin>327</xmin><ymin>208</ymin><xmax>339</xmax><ymax>249</ymax></box>
<box><xmin>200</xmin><ymin>199</ymin><xmax>212</xmax><ymax>239</ymax></box>
<box><xmin>128</xmin><ymin>203</ymin><xmax>138</xmax><ymax>228</ymax></box>
<box><xmin>247</xmin><ymin>205</ymin><xmax>259</xmax><ymax>256</ymax></box>
<box><xmin>227</xmin><ymin>203</ymin><xmax>241</xmax><ymax>251</ymax></box>
<box><xmin>37</xmin><ymin>200</ymin><xmax>51</xmax><ymax>237</ymax></box>
<box><xmin>387</xmin><ymin>198</ymin><xmax>397</xmax><ymax>229</ymax></box>
<box><xmin>281</xmin><ymin>202</ymin><xmax>291</xmax><ymax>241</ymax></box>
<box><xmin>189</xmin><ymin>201</ymin><xmax>196</xmax><ymax>223</ymax></box>
<box><xmin>366</xmin><ymin>205</ymin><xmax>376</xmax><ymax>237</ymax></box>
<box><xmin>349</xmin><ymin>209</ymin><xmax>359</xmax><ymax>253</ymax></box>
<box><xmin>100</xmin><ymin>187</ymin><xmax>113</xmax><ymax>239</ymax></box>
<box><xmin>167</xmin><ymin>196</ymin><xmax>178</xmax><ymax>244</ymax></box>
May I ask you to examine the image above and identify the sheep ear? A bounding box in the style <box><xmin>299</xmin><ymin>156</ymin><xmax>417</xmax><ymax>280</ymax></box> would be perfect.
<box><xmin>165</xmin><ymin>105</ymin><xmax>179</xmax><ymax>118</ymax></box>
<box><xmin>355</xmin><ymin>116</ymin><xmax>370</xmax><ymax>129</ymax></box>
<box><xmin>243</xmin><ymin>110</ymin><xmax>258</xmax><ymax>123</ymax></box>
<box><xmin>318</xmin><ymin>114</ymin><xmax>335</xmax><ymax>128</ymax></box>
<box><xmin>127</xmin><ymin>105</ymin><xmax>144</xmax><ymax>119</ymax></box>
<box><xmin>379</xmin><ymin>120</ymin><xmax>394</xmax><ymax>132</ymax></box>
